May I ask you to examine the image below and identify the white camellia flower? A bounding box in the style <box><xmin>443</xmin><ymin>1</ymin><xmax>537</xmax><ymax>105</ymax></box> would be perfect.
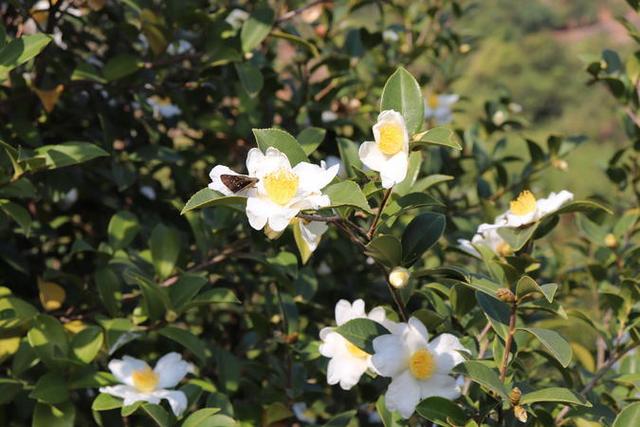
<box><xmin>458</xmin><ymin>225</ymin><xmax>511</xmax><ymax>258</ymax></box>
<box><xmin>100</xmin><ymin>353</ymin><xmax>194</xmax><ymax>416</ymax></box>
<box><xmin>209</xmin><ymin>147</ymin><xmax>338</xmax><ymax>232</ymax></box>
<box><xmin>319</xmin><ymin>299</ymin><xmax>397</xmax><ymax>390</ymax></box>
<box><xmin>358</xmin><ymin>110</ymin><xmax>409</xmax><ymax>189</ymax></box>
<box><xmin>298</xmin><ymin>220</ymin><xmax>328</xmax><ymax>252</ymax></box>
<box><xmin>491</xmin><ymin>190</ymin><xmax>574</xmax><ymax>228</ymax></box>
<box><xmin>424</xmin><ymin>93</ymin><xmax>459</xmax><ymax>125</ymax></box>
<box><xmin>371</xmin><ymin>317</ymin><xmax>467</xmax><ymax>419</ymax></box>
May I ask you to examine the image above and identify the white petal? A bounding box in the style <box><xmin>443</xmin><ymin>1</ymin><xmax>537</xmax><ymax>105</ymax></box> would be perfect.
<box><xmin>502</xmin><ymin>211</ymin><xmax>536</xmax><ymax>228</ymax></box>
<box><xmin>326</xmin><ymin>354</ymin><xmax>369</xmax><ymax>390</ymax></box>
<box><xmin>154</xmin><ymin>352</ymin><xmax>193</xmax><ymax>389</ymax></box>
<box><xmin>100</xmin><ymin>385</ymin><xmax>160</xmax><ymax>406</ymax></box>
<box><xmin>293</xmin><ymin>162</ymin><xmax>339</xmax><ymax>193</ymax></box>
<box><xmin>371</xmin><ymin>334</ymin><xmax>408</xmax><ymax>377</ymax></box>
<box><xmin>153</xmin><ymin>389</ymin><xmax>188</xmax><ymax>417</ymax></box>
<box><xmin>458</xmin><ymin>238</ymin><xmax>480</xmax><ymax>258</ymax></box>
<box><xmin>208</xmin><ymin>165</ymin><xmax>240</xmax><ymax>196</ymax></box>
<box><xmin>418</xmin><ymin>373</ymin><xmax>462</xmax><ymax>400</ymax></box>
<box><xmin>367</xmin><ymin>306</ymin><xmax>387</xmax><ymax>324</ymax></box>
<box><xmin>335</xmin><ymin>299</ymin><xmax>365</xmax><ymax>325</ymax></box>
<box><xmin>246</xmin><ymin>148</ymin><xmax>265</xmax><ymax>177</ymax></box>
<box><xmin>319</xmin><ymin>330</ymin><xmax>343</xmax><ymax>358</ymax></box>
<box><xmin>256</xmin><ymin>147</ymin><xmax>293</xmax><ymax>178</ymax></box>
<box><xmin>108</xmin><ymin>356</ymin><xmax>148</xmax><ymax>387</ymax></box>
<box><xmin>536</xmin><ymin>190</ymin><xmax>573</xmax><ymax>217</ymax></box>
<box><xmin>245</xmin><ymin>196</ymin><xmax>277</xmax><ymax>230</ymax></box>
<box><xmin>427</xmin><ymin>334</ymin><xmax>468</xmax><ymax>374</ymax></box>
<box><xmin>358</xmin><ymin>141</ymin><xmax>387</xmax><ymax>172</ymax></box>
<box><xmin>299</xmin><ymin>220</ymin><xmax>328</xmax><ymax>252</ymax></box>
<box><xmin>384</xmin><ymin>370</ymin><xmax>421</xmax><ymax>419</ymax></box>
<box><xmin>373</xmin><ymin>110</ymin><xmax>409</xmax><ymax>147</ymax></box>
<box><xmin>379</xmin><ymin>151</ymin><xmax>408</xmax><ymax>188</ymax></box>
<box><xmin>267</xmin><ymin>205</ymin><xmax>299</xmax><ymax>232</ymax></box>
<box><xmin>404</xmin><ymin>317</ymin><xmax>429</xmax><ymax>352</ymax></box>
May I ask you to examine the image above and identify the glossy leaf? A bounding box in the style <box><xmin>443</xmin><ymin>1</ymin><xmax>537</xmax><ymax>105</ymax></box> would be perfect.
<box><xmin>380</xmin><ymin>67</ymin><xmax>424</xmax><ymax>134</ymax></box>
<box><xmin>334</xmin><ymin>318</ymin><xmax>390</xmax><ymax>354</ymax></box>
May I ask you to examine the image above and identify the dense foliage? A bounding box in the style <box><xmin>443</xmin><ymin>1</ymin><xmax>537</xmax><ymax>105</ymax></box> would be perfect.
<box><xmin>1</xmin><ymin>1</ymin><xmax>640</xmax><ymax>426</ymax></box>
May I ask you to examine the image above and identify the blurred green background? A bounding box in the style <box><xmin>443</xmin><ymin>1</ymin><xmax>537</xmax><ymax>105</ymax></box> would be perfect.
<box><xmin>454</xmin><ymin>0</ymin><xmax>631</xmax><ymax>197</ymax></box>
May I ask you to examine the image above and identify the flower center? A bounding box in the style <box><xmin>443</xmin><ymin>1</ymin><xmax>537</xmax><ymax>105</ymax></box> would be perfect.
<box><xmin>345</xmin><ymin>341</ymin><xmax>369</xmax><ymax>359</ymax></box>
<box><xmin>409</xmin><ymin>348</ymin><xmax>436</xmax><ymax>380</ymax></box>
<box><xmin>263</xmin><ymin>168</ymin><xmax>299</xmax><ymax>205</ymax></box>
<box><xmin>378</xmin><ymin>123</ymin><xmax>404</xmax><ymax>155</ymax></box>
<box><xmin>510</xmin><ymin>190</ymin><xmax>537</xmax><ymax>216</ymax></box>
<box><xmin>427</xmin><ymin>94</ymin><xmax>440</xmax><ymax>109</ymax></box>
<box><xmin>132</xmin><ymin>367</ymin><xmax>159</xmax><ymax>393</ymax></box>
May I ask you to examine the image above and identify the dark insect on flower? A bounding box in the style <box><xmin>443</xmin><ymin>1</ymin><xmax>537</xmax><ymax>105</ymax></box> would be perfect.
<box><xmin>220</xmin><ymin>174</ymin><xmax>259</xmax><ymax>193</ymax></box>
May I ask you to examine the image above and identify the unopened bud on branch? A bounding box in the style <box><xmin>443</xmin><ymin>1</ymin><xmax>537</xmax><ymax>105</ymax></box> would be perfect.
<box><xmin>496</xmin><ymin>288</ymin><xmax>516</xmax><ymax>303</ymax></box>
<box><xmin>509</xmin><ymin>387</ymin><xmax>522</xmax><ymax>406</ymax></box>
<box><xmin>389</xmin><ymin>267</ymin><xmax>410</xmax><ymax>289</ymax></box>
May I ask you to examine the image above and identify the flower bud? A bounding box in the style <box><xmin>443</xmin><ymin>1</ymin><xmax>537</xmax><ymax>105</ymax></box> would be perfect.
<box><xmin>389</xmin><ymin>267</ymin><xmax>410</xmax><ymax>289</ymax></box>
<box><xmin>604</xmin><ymin>233</ymin><xmax>618</xmax><ymax>248</ymax></box>
<box><xmin>514</xmin><ymin>405</ymin><xmax>528</xmax><ymax>423</ymax></box>
<box><xmin>496</xmin><ymin>288</ymin><xmax>516</xmax><ymax>303</ymax></box>
<box><xmin>551</xmin><ymin>158</ymin><xmax>569</xmax><ymax>171</ymax></box>
<box><xmin>509</xmin><ymin>387</ymin><xmax>522</xmax><ymax>405</ymax></box>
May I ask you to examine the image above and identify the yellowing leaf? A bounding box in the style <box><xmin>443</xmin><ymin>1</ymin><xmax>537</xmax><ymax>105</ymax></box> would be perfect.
<box><xmin>38</xmin><ymin>279</ymin><xmax>66</xmax><ymax>311</ymax></box>
<box><xmin>0</xmin><ymin>336</ymin><xmax>20</xmax><ymax>359</ymax></box>
<box><xmin>34</xmin><ymin>84</ymin><xmax>64</xmax><ymax>113</ymax></box>
<box><xmin>64</xmin><ymin>320</ymin><xmax>87</xmax><ymax>334</ymax></box>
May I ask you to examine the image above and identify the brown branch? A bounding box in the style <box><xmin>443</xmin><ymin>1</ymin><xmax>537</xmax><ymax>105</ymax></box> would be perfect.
<box><xmin>276</xmin><ymin>0</ymin><xmax>332</xmax><ymax>23</ymax></box>
<box><xmin>499</xmin><ymin>302</ymin><xmax>518</xmax><ymax>382</ymax></box>
<box><xmin>367</xmin><ymin>188</ymin><xmax>393</xmax><ymax>240</ymax></box>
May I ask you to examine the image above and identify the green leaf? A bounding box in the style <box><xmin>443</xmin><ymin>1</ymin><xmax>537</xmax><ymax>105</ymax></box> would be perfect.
<box><xmin>551</xmin><ymin>200</ymin><xmax>612</xmax><ymax>216</ymax></box>
<box><xmin>187</xmin><ymin>288</ymin><xmax>240</xmax><ymax>308</ymax></box>
<box><xmin>240</xmin><ymin>5</ymin><xmax>275</xmax><ymax>52</ymax></box>
<box><xmin>297</xmin><ymin>127</ymin><xmax>326</xmax><ymax>155</ymax></box>
<box><xmin>141</xmin><ymin>403</ymin><xmax>176</xmax><ymax>427</ymax></box>
<box><xmin>168</xmin><ymin>274</ymin><xmax>208</xmax><ymax>311</ymax></box>
<box><xmin>453</xmin><ymin>361</ymin><xmax>508</xmax><ymax>399</ymax></box>
<box><xmin>158</xmin><ymin>326</ymin><xmax>207</xmax><ymax>364</ymax></box>
<box><xmin>516</xmin><ymin>276</ymin><xmax>556</xmax><ymax>303</ymax></box>
<box><xmin>497</xmin><ymin>223</ymin><xmax>539</xmax><ymax>252</ymax></box>
<box><xmin>30</xmin><ymin>372</ymin><xmax>69</xmax><ymax>404</ymax></box>
<box><xmin>376</xmin><ymin>396</ymin><xmax>403</xmax><ymax>427</ymax></box>
<box><xmin>413</xmin><ymin>174</ymin><xmax>454</xmax><ymax>192</ymax></box>
<box><xmin>401</xmin><ymin>212</ymin><xmax>445</xmax><ymax>266</ymax></box>
<box><xmin>33</xmin><ymin>401</ymin><xmax>75</xmax><ymax>427</ymax></box>
<box><xmin>334</xmin><ymin>318</ymin><xmax>390</xmax><ymax>354</ymax></box>
<box><xmin>197</xmin><ymin>415</ymin><xmax>237</xmax><ymax>427</ymax></box>
<box><xmin>0</xmin><ymin>34</ymin><xmax>51</xmax><ymax>81</ymax></box>
<box><xmin>125</xmin><ymin>271</ymin><xmax>170</xmax><ymax>321</ymax></box>
<box><xmin>477</xmin><ymin>292</ymin><xmax>510</xmax><ymax>340</ymax></box>
<box><xmin>613</xmin><ymin>402</ymin><xmax>640</xmax><ymax>427</ymax></box>
<box><xmin>336</xmin><ymin>137</ymin><xmax>363</xmax><ymax>178</ymax></box>
<box><xmin>365</xmin><ymin>235</ymin><xmax>402</xmax><ymax>268</ymax></box>
<box><xmin>182</xmin><ymin>408</ymin><xmax>222</xmax><ymax>427</ymax></box>
<box><xmin>271</xmin><ymin>30</ymin><xmax>319</xmax><ymax>56</ymax></box>
<box><xmin>92</xmin><ymin>393</ymin><xmax>123</xmax><ymax>411</ymax></box>
<box><xmin>234</xmin><ymin>62</ymin><xmax>263</xmax><ymax>97</ymax></box>
<box><xmin>520</xmin><ymin>387</ymin><xmax>591</xmax><ymax>407</ymax></box>
<box><xmin>413</xmin><ymin>127</ymin><xmax>461</xmax><ymax>150</ymax></box>
<box><xmin>416</xmin><ymin>396</ymin><xmax>466</xmax><ymax>426</ymax></box>
<box><xmin>150</xmin><ymin>223</ymin><xmax>182</xmax><ymax>280</ymax></box>
<box><xmin>324</xmin><ymin>181</ymin><xmax>371</xmax><ymax>213</ymax></box>
<box><xmin>0</xmin><ymin>199</ymin><xmax>31</xmax><ymax>233</ymax></box>
<box><xmin>70</xmin><ymin>325</ymin><xmax>104</xmax><ymax>363</ymax></box>
<box><xmin>103</xmin><ymin>54</ymin><xmax>141</xmax><ymax>81</ymax></box>
<box><xmin>253</xmin><ymin>128</ymin><xmax>308</xmax><ymax>166</ymax></box>
<box><xmin>0</xmin><ymin>295</ymin><xmax>37</xmax><ymax>329</ymax></box>
<box><xmin>380</xmin><ymin>67</ymin><xmax>424</xmax><ymax>134</ymax></box>
<box><xmin>181</xmin><ymin>188</ymin><xmax>246</xmax><ymax>215</ymax></box>
<box><xmin>518</xmin><ymin>327</ymin><xmax>572</xmax><ymax>367</ymax></box>
<box><xmin>322</xmin><ymin>410</ymin><xmax>357</xmax><ymax>427</ymax></box>
<box><xmin>107</xmin><ymin>210</ymin><xmax>139</xmax><ymax>250</ymax></box>
<box><xmin>460</xmin><ymin>277</ymin><xmax>502</xmax><ymax>299</ymax></box>
<box><xmin>95</xmin><ymin>267</ymin><xmax>122</xmax><ymax>316</ymax></box>
<box><xmin>27</xmin><ymin>314</ymin><xmax>69</xmax><ymax>367</ymax></box>
<box><xmin>34</xmin><ymin>142</ymin><xmax>109</xmax><ymax>169</ymax></box>
<box><xmin>383</xmin><ymin>192</ymin><xmax>442</xmax><ymax>220</ymax></box>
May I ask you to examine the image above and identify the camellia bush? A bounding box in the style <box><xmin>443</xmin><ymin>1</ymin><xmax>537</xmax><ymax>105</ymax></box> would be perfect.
<box><xmin>1</xmin><ymin>0</ymin><xmax>640</xmax><ymax>426</ymax></box>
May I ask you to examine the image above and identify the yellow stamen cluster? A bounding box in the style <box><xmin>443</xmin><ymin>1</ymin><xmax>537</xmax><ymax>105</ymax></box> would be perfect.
<box><xmin>409</xmin><ymin>348</ymin><xmax>436</xmax><ymax>380</ymax></box>
<box><xmin>132</xmin><ymin>367</ymin><xmax>159</xmax><ymax>393</ymax></box>
<box><xmin>510</xmin><ymin>190</ymin><xmax>537</xmax><ymax>216</ymax></box>
<box><xmin>427</xmin><ymin>94</ymin><xmax>440</xmax><ymax>109</ymax></box>
<box><xmin>378</xmin><ymin>123</ymin><xmax>405</xmax><ymax>155</ymax></box>
<box><xmin>345</xmin><ymin>341</ymin><xmax>369</xmax><ymax>359</ymax></box>
<box><xmin>264</xmin><ymin>168</ymin><xmax>299</xmax><ymax>205</ymax></box>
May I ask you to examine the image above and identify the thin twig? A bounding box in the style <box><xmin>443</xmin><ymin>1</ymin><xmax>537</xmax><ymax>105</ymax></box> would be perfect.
<box><xmin>367</xmin><ymin>188</ymin><xmax>393</xmax><ymax>240</ymax></box>
<box><xmin>276</xmin><ymin>0</ymin><xmax>332</xmax><ymax>23</ymax></box>
<box><xmin>499</xmin><ymin>301</ymin><xmax>517</xmax><ymax>382</ymax></box>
